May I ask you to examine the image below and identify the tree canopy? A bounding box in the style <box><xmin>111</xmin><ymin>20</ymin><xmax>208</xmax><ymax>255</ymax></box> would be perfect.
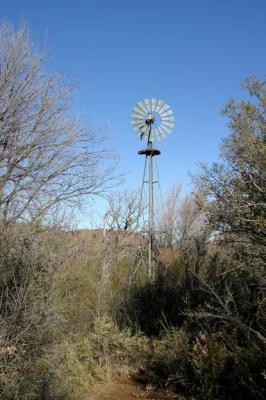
<box><xmin>197</xmin><ymin>77</ymin><xmax>266</xmax><ymax>252</ymax></box>
<box><xmin>0</xmin><ymin>22</ymin><xmax>116</xmax><ymax>225</ymax></box>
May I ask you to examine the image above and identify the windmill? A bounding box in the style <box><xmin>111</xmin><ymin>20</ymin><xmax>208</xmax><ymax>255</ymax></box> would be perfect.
<box><xmin>131</xmin><ymin>98</ymin><xmax>175</xmax><ymax>281</ymax></box>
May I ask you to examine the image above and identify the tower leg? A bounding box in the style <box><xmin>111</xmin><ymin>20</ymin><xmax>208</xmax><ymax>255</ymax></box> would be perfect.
<box><xmin>137</xmin><ymin>141</ymin><xmax>160</xmax><ymax>282</ymax></box>
<box><xmin>148</xmin><ymin>143</ymin><xmax>154</xmax><ymax>281</ymax></box>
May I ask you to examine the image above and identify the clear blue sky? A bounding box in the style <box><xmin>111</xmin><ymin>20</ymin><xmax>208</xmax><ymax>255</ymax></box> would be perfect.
<box><xmin>1</xmin><ymin>0</ymin><xmax>266</xmax><ymax>226</ymax></box>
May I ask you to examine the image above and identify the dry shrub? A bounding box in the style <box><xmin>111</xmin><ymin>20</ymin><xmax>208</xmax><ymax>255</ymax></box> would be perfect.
<box><xmin>54</xmin><ymin>257</ymin><xmax>103</xmax><ymax>332</ymax></box>
<box><xmin>146</xmin><ymin>328</ymin><xmax>191</xmax><ymax>392</ymax></box>
<box><xmin>0</xmin><ymin>224</ymin><xmax>67</xmax><ymax>399</ymax></box>
<box><xmin>143</xmin><ymin>326</ymin><xmax>266</xmax><ymax>400</ymax></box>
<box><xmin>54</xmin><ymin>315</ymin><xmax>149</xmax><ymax>399</ymax></box>
<box><xmin>115</xmin><ymin>267</ymin><xmax>184</xmax><ymax>336</ymax></box>
<box><xmin>191</xmin><ymin>334</ymin><xmax>228</xmax><ymax>400</ymax></box>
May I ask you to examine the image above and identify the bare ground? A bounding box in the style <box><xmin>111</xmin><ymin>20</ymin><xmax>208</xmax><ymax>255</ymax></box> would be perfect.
<box><xmin>90</xmin><ymin>379</ymin><xmax>183</xmax><ymax>400</ymax></box>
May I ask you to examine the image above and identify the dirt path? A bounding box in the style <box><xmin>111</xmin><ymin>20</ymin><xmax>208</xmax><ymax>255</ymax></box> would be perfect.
<box><xmin>91</xmin><ymin>379</ymin><xmax>181</xmax><ymax>400</ymax></box>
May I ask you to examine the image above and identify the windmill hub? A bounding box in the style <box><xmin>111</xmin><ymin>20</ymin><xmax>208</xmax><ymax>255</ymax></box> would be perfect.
<box><xmin>145</xmin><ymin>113</ymin><xmax>154</xmax><ymax>125</ymax></box>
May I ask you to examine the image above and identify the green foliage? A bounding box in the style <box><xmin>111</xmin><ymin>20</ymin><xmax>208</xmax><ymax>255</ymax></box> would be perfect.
<box><xmin>147</xmin><ymin>328</ymin><xmax>191</xmax><ymax>391</ymax></box>
<box><xmin>144</xmin><ymin>329</ymin><xmax>266</xmax><ymax>400</ymax></box>
<box><xmin>54</xmin><ymin>315</ymin><xmax>149</xmax><ymax>398</ymax></box>
<box><xmin>54</xmin><ymin>257</ymin><xmax>103</xmax><ymax>332</ymax></box>
<box><xmin>197</xmin><ymin>77</ymin><xmax>266</xmax><ymax>253</ymax></box>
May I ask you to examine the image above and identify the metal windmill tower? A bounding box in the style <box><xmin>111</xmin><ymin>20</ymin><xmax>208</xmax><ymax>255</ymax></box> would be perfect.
<box><xmin>131</xmin><ymin>98</ymin><xmax>175</xmax><ymax>281</ymax></box>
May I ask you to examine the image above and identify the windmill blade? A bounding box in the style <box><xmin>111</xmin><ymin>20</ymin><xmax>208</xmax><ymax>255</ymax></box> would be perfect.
<box><xmin>131</xmin><ymin>117</ymin><xmax>145</xmax><ymax>125</ymax></box>
<box><xmin>160</xmin><ymin>110</ymin><xmax>174</xmax><ymax>119</ymax></box>
<box><xmin>144</xmin><ymin>132</ymin><xmax>150</xmax><ymax>139</ymax></box>
<box><xmin>131</xmin><ymin>117</ymin><xmax>145</xmax><ymax>126</ymax></box>
<box><xmin>152</xmin><ymin>126</ymin><xmax>159</xmax><ymax>136</ymax></box>
<box><xmin>131</xmin><ymin>117</ymin><xmax>145</xmax><ymax>127</ymax></box>
<box><xmin>149</xmin><ymin>98</ymin><xmax>154</xmax><ymax>113</ymax></box>
<box><xmin>152</xmin><ymin>98</ymin><xmax>160</xmax><ymax>113</ymax></box>
<box><xmin>134</xmin><ymin>124</ymin><xmax>145</xmax><ymax>133</ymax></box>
<box><xmin>132</xmin><ymin>107</ymin><xmax>145</xmax><ymax>116</ymax></box>
<box><xmin>131</xmin><ymin>112</ymin><xmax>144</xmax><ymax>119</ymax></box>
<box><xmin>132</xmin><ymin>113</ymin><xmax>143</xmax><ymax>124</ymax></box>
<box><xmin>151</xmin><ymin>126</ymin><xmax>157</xmax><ymax>137</ymax></box>
<box><xmin>150</xmin><ymin>126</ymin><xmax>156</xmax><ymax>139</ymax></box>
<box><xmin>134</xmin><ymin>103</ymin><xmax>146</xmax><ymax>116</ymax></box>
<box><xmin>160</xmin><ymin>126</ymin><xmax>173</xmax><ymax>136</ymax></box>
<box><xmin>156</xmin><ymin>125</ymin><xmax>166</xmax><ymax>139</ymax></box>
<box><xmin>132</xmin><ymin>124</ymin><xmax>143</xmax><ymax>130</ymax></box>
<box><xmin>161</xmin><ymin>119</ymin><xmax>175</xmax><ymax>125</ymax></box>
<box><xmin>141</xmin><ymin>132</ymin><xmax>149</xmax><ymax>140</ymax></box>
<box><xmin>133</xmin><ymin>104</ymin><xmax>144</xmax><ymax>113</ymax></box>
<box><xmin>161</xmin><ymin>115</ymin><xmax>175</xmax><ymax>123</ymax></box>
<box><xmin>155</xmin><ymin>99</ymin><xmax>166</xmax><ymax>114</ymax></box>
<box><xmin>160</xmin><ymin>125</ymin><xmax>169</xmax><ymax>134</ymax></box>
<box><xmin>138</xmin><ymin>127</ymin><xmax>147</xmax><ymax>136</ymax></box>
<box><xmin>154</xmin><ymin>125</ymin><xmax>162</xmax><ymax>137</ymax></box>
<box><xmin>138</xmin><ymin>125</ymin><xmax>149</xmax><ymax>140</ymax></box>
<box><xmin>159</xmin><ymin>104</ymin><xmax>171</xmax><ymax>116</ymax></box>
<box><xmin>131</xmin><ymin>110</ymin><xmax>146</xmax><ymax>120</ymax></box>
<box><xmin>161</xmin><ymin>120</ymin><xmax>175</xmax><ymax>129</ymax></box>
<box><xmin>160</xmin><ymin>108</ymin><xmax>174</xmax><ymax>118</ymax></box>
<box><xmin>152</xmin><ymin>127</ymin><xmax>161</xmax><ymax>141</ymax></box>
<box><xmin>144</xmin><ymin>98</ymin><xmax>152</xmax><ymax>113</ymax></box>
<box><xmin>151</xmin><ymin>98</ymin><xmax>157</xmax><ymax>112</ymax></box>
<box><xmin>131</xmin><ymin>119</ymin><xmax>145</xmax><ymax>128</ymax></box>
<box><xmin>131</xmin><ymin>122</ymin><xmax>144</xmax><ymax>130</ymax></box>
<box><xmin>132</xmin><ymin>123</ymin><xmax>145</xmax><ymax>131</ymax></box>
<box><xmin>148</xmin><ymin>98</ymin><xmax>153</xmax><ymax>112</ymax></box>
<box><xmin>139</xmin><ymin>99</ymin><xmax>150</xmax><ymax>114</ymax></box>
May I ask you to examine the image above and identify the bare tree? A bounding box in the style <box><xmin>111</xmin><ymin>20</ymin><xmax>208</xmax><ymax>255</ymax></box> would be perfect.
<box><xmin>156</xmin><ymin>185</ymin><xmax>206</xmax><ymax>245</ymax></box>
<box><xmin>99</xmin><ymin>189</ymin><xmax>147</xmax><ymax>285</ymax></box>
<box><xmin>155</xmin><ymin>185</ymin><xmax>209</xmax><ymax>273</ymax></box>
<box><xmin>104</xmin><ymin>189</ymin><xmax>146</xmax><ymax>232</ymax></box>
<box><xmin>0</xmin><ymin>22</ymin><xmax>117</xmax><ymax>225</ymax></box>
<box><xmin>156</xmin><ymin>184</ymin><xmax>182</xmax><ymax>248</ymax></box>
<box><xmin>0</xmin><ymin>22</ymin><xmax>118</xmax><ymax>397</ymax></box>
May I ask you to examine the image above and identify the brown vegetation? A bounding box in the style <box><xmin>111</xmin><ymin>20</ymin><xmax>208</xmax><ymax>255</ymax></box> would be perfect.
<box><xmin>0</xmin><ymin>21</ymin><xmax>265</xmax><ymax>400</ymax></box>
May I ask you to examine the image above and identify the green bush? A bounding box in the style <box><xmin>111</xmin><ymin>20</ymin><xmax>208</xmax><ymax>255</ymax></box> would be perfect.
<box><xmin>144</xmin><ymin>327</ymin><xmax>266</xmax><ymax>400</ymax></box>
<box><xmin>54</xmin><ymin>315</ymin><xmax>149</xmax><ymax>398</ymax></box>
<box><xmin>146</xmin><ymin>328</ymin><xmax>191</xmax><ymax>392</ymax></box>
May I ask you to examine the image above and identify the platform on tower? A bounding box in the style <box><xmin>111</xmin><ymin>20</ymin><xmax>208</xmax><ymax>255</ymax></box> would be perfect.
<box><xmin>138</xmin><ymin>148</ymin><xmax>161</xmax><ymax>156</ymax></box>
